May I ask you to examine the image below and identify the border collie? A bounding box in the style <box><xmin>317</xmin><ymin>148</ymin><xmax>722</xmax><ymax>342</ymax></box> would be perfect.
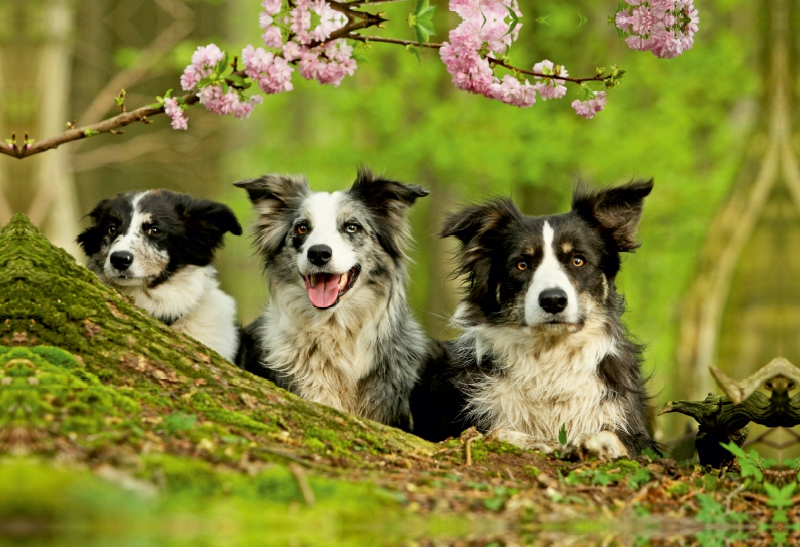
<box><xmin>412</xmin><ymin>180</ymin><xmax>658</xmax><ymax>459</ymax></box>
<box><xmin>235</xmin><ymin>168</ymin><xmax>434</xmax><ymax>431</ymax></box>
<box><xmin>77</xmin><ymin>190</ymin><xmax>242</xmax><ymax>362</ymax></box>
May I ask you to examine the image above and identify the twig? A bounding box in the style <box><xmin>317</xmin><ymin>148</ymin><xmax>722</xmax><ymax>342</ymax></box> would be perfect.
<box><xmin>289</xmin><ymin>463</ymin><xmax>316</xmax><ymax>505</ymax></box>
<box><xmin>0</xmin><ymin>94</ymin><xmax>199</xmax><ymax>160</ymax></box>
<box><xmin>725</xmin><ymin>483</ymin><xmax>746</xmax><ymax>513</ymax></box>
<box><xmin>465</xmin><ymin>435</ymin><xmax>479</xmax><ymax>466</ymax></box>
<box><xmin>740</xmin><ymin>491</ymin><xmax>770</xmax><ymax>504</ymax></box>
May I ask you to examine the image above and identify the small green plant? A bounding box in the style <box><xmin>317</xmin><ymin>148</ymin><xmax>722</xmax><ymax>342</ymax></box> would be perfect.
<box><xmin>163</xmin><ymin>412</ymin><xmax>197</xmax><ymax>435</ymax></box>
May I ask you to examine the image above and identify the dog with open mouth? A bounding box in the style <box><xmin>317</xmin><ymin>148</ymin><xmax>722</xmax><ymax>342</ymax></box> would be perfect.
<box><xmin>77</xmin><ymin>190</ymin><xmax>243</xmax><ymax>362</ymax></box>
<box><xmin>411</xmin><ymin>180</ymin><xmax>660</xmax><ymax>459</ymax></box>
<box><xmin>235</xmin><ymin>168</ymin><xmax>436</xmax><ymax>431</ymax></box>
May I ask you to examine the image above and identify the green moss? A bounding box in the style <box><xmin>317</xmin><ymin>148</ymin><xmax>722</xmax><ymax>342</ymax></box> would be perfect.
<box><xmin>469</xmin><ymin>439</ymin><xmax>488</xmax><ymax>463</ymax></box>
<box><xmin>523</xmin><ymin>465</ymin><xmax>541</xmax><ymax>479</ymax></box>
<box><xmin>485</xmin><ymin>439</ymin><xmax>523</xmax><ymax>456</ymax></box>
<box><xmin>667</xmin><ymin>482</ymin><xmax>691</xmax><ymax>498</ymax></box>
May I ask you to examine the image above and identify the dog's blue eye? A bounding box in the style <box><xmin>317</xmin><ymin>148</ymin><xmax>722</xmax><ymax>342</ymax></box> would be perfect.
<box><xmin>107</xmin><ymin>225</ymin><xmax>116</xmax><ymax>235</ymax></box>
<box><xmin>345</xmin><ymin>224</ymin><xmax>359</xmax><ymax>234</ymax></box>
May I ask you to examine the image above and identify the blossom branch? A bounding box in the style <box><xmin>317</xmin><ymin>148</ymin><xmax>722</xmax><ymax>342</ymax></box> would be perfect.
<box><xmin>0</xmin><ymin>94</ymin><xmax>199</xmax><ymax>160</ymax></box>
<box><xmin>347</xmin><ymin>35</ymin><xmax>617</xmax><ymax>84</ymax></box>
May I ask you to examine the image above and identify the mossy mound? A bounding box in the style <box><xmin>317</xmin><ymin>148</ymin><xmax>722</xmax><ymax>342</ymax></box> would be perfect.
<box><xmin>0</xmin><ymin>214</ymin><xmax>433</xmax><ymax>471</ymax></box>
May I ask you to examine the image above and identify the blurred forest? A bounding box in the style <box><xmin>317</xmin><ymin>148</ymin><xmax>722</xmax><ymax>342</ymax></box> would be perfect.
<box><xmin>2</xmin><ymin>0</ymin><xmax>798</xmax><ymax>447</ymax></box>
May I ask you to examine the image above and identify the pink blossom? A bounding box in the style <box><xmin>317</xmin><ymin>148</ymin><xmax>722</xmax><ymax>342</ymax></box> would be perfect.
<box><xmin>615</xmin><ymin>0</ymin><xmax>698</xmax><ymax>59</ymax></box>
<box><xmin>290</xmin><ymin>0</ymin><xmax>347</xmax><ymax>45</ymax></box>
<box><xmin>571</xmin><ymin>92</ymin><xmax>606</xmax><ymax>119</ymax></box>
<box><xmin>490</xmin><ymin>75</ymin><xmax>537</xmax><ymax>107</ymax></box>
<box><xmin>262</xmin><ymin>0</ymin><xmax>282</xmax><ymax>15</ymax></box>
<box><xmin>298</xmin><ymin>40</ymin><xmax>356</xmax><ymax>87</ymax></box>
<box><xmin>181</xmin><ymin>43</ymin><xmax>226</xmax><ymax>91</ymax></box>
<box><xmin>532</xmin><ymin>60</ymin><xmax>568</xmax><ymax>100</ymax></box>
<box><xmin>282</xmin><ymin>41</ymin><xmax>301</xmax><ymax>62</ymax></box>
<box><xmin>261</xmin><ymin>26</ymin><xmax>284</xmax><ymax>49</ymax></box>
<box><xmin>164</xmin><ymin>97</ymin><xmax>188</xmax><ymax>130</ymax></box>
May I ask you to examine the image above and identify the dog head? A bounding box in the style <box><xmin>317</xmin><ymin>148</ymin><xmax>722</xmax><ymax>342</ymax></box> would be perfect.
<box><xmin>236</xmin><ymin>167</ymin><xmax>428</xmax><ymax>310</ymax></box>
<box><xmin>77</xmin><ymin>190</ymin><xmax>242</xmax><ymax>288</ymax></box>
<box><xmin>443</xmin><ymin>179</ymin><xmax>653</xmax><ymax>332</ymax></box>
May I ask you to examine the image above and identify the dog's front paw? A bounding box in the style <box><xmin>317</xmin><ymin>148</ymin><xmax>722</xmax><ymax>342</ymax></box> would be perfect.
<box><xmin>486</xmin><ymin>428</ymin><xmax>560</xmax><ymax>454</ymax></box>
<box><xmin>565</xmin><ymin>431</ymin><xmax>629</xmax><ymax>460</ymax></box>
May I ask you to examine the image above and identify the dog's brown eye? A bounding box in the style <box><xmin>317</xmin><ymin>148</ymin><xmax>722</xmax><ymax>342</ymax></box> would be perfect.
<box><xmin>107</xmin><ymin>225</ymin><xmax>116</xmax><ymax>235</ymax></box>
<box><xmin>297</xmin><ymin>224</ymin><xmax>309</xmax><ymax>235</ymax></box>
<box><xmin>345</xmin><ymin>224</ymin><xmax>359</xmax><ymax>234</ymax></box>
<box><xmin>572</xmin><ymin>256</ymin><xmax>585</xmax><ymax>267</ymax></box>
<box><xmin>148</xmin><ymin>226</ymin><xmax>161</xmax><ymax>236</ymax></box>
<box><xmin>516</xmin><ymin>260</ymin><xmax>528</xmax><ymax>271</ymax></box>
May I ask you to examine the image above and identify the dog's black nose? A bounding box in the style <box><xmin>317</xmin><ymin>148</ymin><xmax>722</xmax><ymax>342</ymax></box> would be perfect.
<box><xmin>110</xmin><ymin>251</ymin><xmax>134</xmax><ymax>271</ymax></box>
<box><xmin>307</xmin><ymin>245</ymin><xmax>332</xmax><ymax>266</ymax></box>
<box><xmin>539</xmin><ymin>289</ymin><xmax>568</xmax><ymax>314</ymax></box>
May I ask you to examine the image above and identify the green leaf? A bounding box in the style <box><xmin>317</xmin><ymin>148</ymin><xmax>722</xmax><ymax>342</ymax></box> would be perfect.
<box><xmin>578</xmin><ymin>13</ymin><xmax>588</xmax><ymax>27</ymax></box>
<box><xmin>558</xmin><ymin>424</ymin><xmax>567</xmax><ymax>446</ymax></box>
<box><xmin>535</xmin><ymin>15</ymin><xmax>551</xmax><ymax>26</ymax></box>
<box><xmin>765</xmin><ymin>483</ymin><xmax>796</xmax><ymax>509</ymax></box>
<box><xmin>406</xmin><ymin>45</ymin><xmax>421</xmax><ymax>63</ymax></box>
<box><xmin>227</xmin><ymin>74</ymin><xmax>246</xmax><ymax>86</ymax></box>
<box><xmin>501</xmin><ymin>4</ymin><xmax>519</xmax><ymax>37</ymax></box>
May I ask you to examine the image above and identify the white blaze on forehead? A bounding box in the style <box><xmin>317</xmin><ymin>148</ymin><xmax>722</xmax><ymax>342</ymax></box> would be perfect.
<box><xmin>524</xmin><ymin>221</ymin><xmax>580</xmax><ymax>325</ymax></box>
<box><xmin>296</xmin><ymin>191</ymin><xmax>358</xmax><ymax>274</ymax></box>
<box><xmin>104</xmin><ymin>191</ymin><xmax>169</xmax><ymax>282</ymax></box>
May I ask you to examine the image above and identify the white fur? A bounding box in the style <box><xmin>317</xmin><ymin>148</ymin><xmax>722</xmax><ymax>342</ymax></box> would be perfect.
<box><xmin>296</xmin><ymin>192</ymin><xmax>358</xmax><ymax>275</ymax></box>
<box><xmin>525</xmin><ymin>221</ymin><xmax>580</xmax><ymax>325</ymax></box>
<box><xmin>124</xmin><ymin>265</ymin><xmax>239</xmax><ymax>362</ymax></box>
<box><xmin>456</xmin><ymin>305</ymin><xmax>630</xmax><ymax>444</ymax></box>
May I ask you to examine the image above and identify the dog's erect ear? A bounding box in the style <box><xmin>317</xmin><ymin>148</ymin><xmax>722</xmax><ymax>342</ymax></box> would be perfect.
<box><xmin>347</xmin><ymin>167</ymin><xmax>429</xmax><ymax>258</ymax></box>
<box><xmin>441</xmin><ymin>198</ymin><xmax>522</xmax><ymax>302</ymax></box>
<box><xmin>181</xmin><ymin>198</ymin><xmax>243</xmax><ymax>253</ymax></box>
<box><xmin>234</xmin><ymin>174</ymin><xmax>310</xmax><ymax>257</ymax></box>
<box><xmin>76</xmin><ymin>198</ymin><xmax>113</xmax><ymax>256</ymax></box>
<box><xmin>571</xmin><ymin>179</ymin><xmax>653</xmax><ymax>253</ymax></box>
<box><xmin>349</xmin><ymin>166</ymin><xmax>429</xmax><ymax>213</ymax></box>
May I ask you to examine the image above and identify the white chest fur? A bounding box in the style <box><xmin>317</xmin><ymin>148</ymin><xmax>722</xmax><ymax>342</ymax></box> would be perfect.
<box><xmin>463</xmin><ymin>318</ymin><xmax>630</xmax><ymax>442</ymax></box>
<box><xmin>123</xmin><ymin>265</ymin><xmax>239</xmax><ymax>362</ymax></box>
<box><xmin>260</xmin><ymin>283</ymin><xmax>393</xmax><ymax>414</ymax></box>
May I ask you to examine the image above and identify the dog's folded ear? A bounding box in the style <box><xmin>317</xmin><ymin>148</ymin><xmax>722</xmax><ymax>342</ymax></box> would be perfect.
<box><xmin>441</xmin><ymin>198</ymin><xmax>522</xmax><ymax>302</ymax></box>
<box><xmin>76</xmin><ymin>198</ymin><xmax>113</xmax><ymax>256</ymax></box>
<box><xmin>180</xmin><ymin>198</ymin><xmax>243</xmax><ymax>254</ymax></box>
<box><xmin>571</xmin><ymin>179</ymin><xmax>653</xmax><ymax>253</ymax></box>
<box><xmin>234</xmin><ymin>174</ymin><xmax>310</xmax><ymax>257</ymax></box>
<box><xmin>348</xmin><ymin>167</ymin><xmax>429</xmax><ymax>258</ymax></box>
<box><xmin>440</xmin><ymin>198</ymin><xmax>522</xmax><ymax>247</ymax></box>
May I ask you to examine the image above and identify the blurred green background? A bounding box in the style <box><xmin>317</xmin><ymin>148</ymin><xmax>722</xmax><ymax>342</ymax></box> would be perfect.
<box><xmin>3</xmin><ymin>0</ymin><xmax>797</xmax><ymax>446</ymax></box>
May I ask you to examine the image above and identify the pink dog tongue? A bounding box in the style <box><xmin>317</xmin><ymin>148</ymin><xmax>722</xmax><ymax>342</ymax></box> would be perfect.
<box><xmin>306</xmin><ymin>274</ymin><xmax>342</xmax><ymax>308</ymax></box>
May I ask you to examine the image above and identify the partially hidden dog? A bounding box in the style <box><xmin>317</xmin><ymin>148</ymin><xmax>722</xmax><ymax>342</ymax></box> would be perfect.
<box><xmin>77</xmin><ymin>190</ymin><xmax>243</xmax><ymax>361</ymax></box>
<box><xmin>235</xmin><ymin>168</ymin><xmax>437</xmax><ymax>431</ymax></box>
<box><xmin>411</xmin><ymin>180</ymin><xmax>659</xmax><ymax>459</ymax></box>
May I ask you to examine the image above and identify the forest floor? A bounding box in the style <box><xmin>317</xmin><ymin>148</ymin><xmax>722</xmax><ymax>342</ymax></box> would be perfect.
<box><xmin>2</xmin><ymin>215</ymin><xmax>798</xmax><ymax>547</ymax></box>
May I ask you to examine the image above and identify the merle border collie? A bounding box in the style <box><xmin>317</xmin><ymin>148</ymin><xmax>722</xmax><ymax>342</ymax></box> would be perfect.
<box><xmin>77</xmin><ymin>190</ymin><xmax>243</xmax><ymax>361</ymax></box>
<box><xmin>235</xmin><ymin>168</ymin><xmax>436</xmax><ymax>431</ymax></box>
<box><xmin>412</xmin><ymin>180</ymin><xmax>658</xmax><ymax>459</ymax></box>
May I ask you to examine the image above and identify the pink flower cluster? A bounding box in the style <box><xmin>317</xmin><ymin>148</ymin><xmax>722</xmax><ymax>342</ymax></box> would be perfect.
<box><xmin>571</xmin><ymin>91</ymin><xmax>607</xmax><ymax>120</ymax></box>
<box><xmin>164</xmin><ymin>97</ymin><xmax>188</xmax><ymax>130</ymax></box>
<box><xmin>439</xmin><ymin>0</ymin><xmax>573</xmax><ymax>110</ymax></box>
<box><xmin>175</xmin><ymin>0</ymin><xmax>358</xmax><ymax>128</ymax></box>
<box><xmin>615</xmin><ymin>0</ymin><xmax>699</xmax><ymax>59</ymax></box>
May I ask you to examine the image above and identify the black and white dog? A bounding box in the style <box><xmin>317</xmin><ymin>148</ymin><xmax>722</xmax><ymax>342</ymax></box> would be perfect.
<box><xmin>412</xmin><ymin>180</ymin><xmax>658</xmax><ymax>459</ymax></box>
<box><xmin>77</xmin><ymin>190</ymin><xmax>243</xmax><ymax>361</ymax></box>
<box><xmin>235</xmin><ymin>168</ymin><xmax>436</xmax><ymax>431</ymax></box>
